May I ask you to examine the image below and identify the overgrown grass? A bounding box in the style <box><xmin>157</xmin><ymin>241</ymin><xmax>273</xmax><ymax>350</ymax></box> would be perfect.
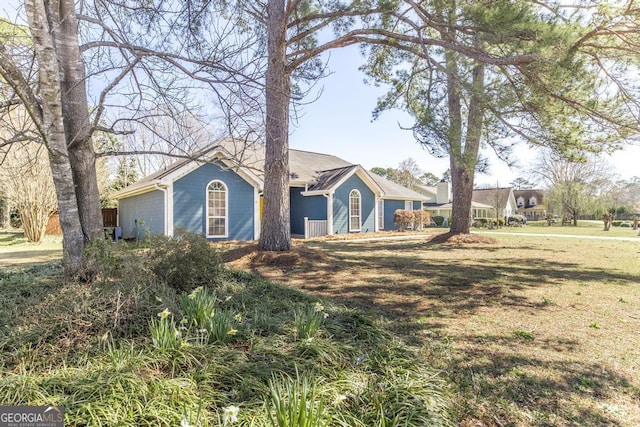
<box><xmin>0</xmin><ymin>238</ymin><xmax>453</xmax><ymax>426</ymax></box>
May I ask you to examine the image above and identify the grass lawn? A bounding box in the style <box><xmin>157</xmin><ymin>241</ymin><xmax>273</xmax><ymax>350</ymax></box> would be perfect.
<box><xmin>228</xmin><ymin>232</ymin><xmax>640</xmax><ymax>426</ymax></box>
<box><xmin>480</xmin><ymin>220</ymin><xmax>640</xmax><ymax>238</ymax></box>
<box><xmin>0</xmin><ymin>231</ymin><xmax>63</xmax><ymax>266</ymax></box>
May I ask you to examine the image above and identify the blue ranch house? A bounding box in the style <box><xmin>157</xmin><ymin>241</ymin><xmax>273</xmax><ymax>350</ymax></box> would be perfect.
<box><xmin>113</xmin><ymin>140</ymin><xmax>428</xmax><ymax>241</ymax></box>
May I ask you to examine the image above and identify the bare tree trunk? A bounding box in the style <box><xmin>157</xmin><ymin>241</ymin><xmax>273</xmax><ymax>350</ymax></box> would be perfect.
<box><xmin>446</xmin><ymin>42</ymin><xmax>485</xmax><ymax>235</ymax></box>
<box><xmin>26</xmin><ymin>0</ymin><xmax>85</xmax><ymax>271</ymax></box>
<box><xmin>454</xmin><ymin>61</ymin><xmax>484</xmax><ymax>234</ymax></box>
<box><xmin>259</xmin><ymin>0</ymin><xmax>291</xmax><ymax>251</ymax></box>
<box><xmin>57</xmin><ymin>0</ymin><xmax>104</xmax><ymax>242</ymax></box>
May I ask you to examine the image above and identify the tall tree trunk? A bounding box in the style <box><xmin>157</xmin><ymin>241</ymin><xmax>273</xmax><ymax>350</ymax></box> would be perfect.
<box><xmin>259</xmin><ymin>0</ymin><xmax>291</xmax><ymax>251</ymax></box>
<box><xmin>57</xmin><ymin>0</ymin><xmax>104</xmax><ymax>242</ymax></box>
<box><xmin>450</xmin><ymin>59</ymin><xmax>485</xmax><ymax>235</ymax></box>
<box><xmin>26</xmin><ymin>0</ymin><xmax>85</xmax><ymax>271</ymax></box>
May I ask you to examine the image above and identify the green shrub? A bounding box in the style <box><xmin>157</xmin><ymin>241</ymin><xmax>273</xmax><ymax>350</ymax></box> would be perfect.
<box><xmin>508</xmin><ymin>215</ymin><xmax>527</xmax><ymax>225</ymax></box>
<box><xmin>611</xmin><ymin>220</ymin><xmax>623</xmax><ymax>227</ymax></box>
<box><xmin>620</xmin><ymin>222</ymin><xmax>631</xmax><ymax>228</ymax></box>
<box><xmin>80</xmin><ymin>238</ymin><xmax>126</xmax><ymax>282</ymax></box>
<box><xmin>473</xmin><ymin>218</ymin><xmax>488</xmax><ymax>228</ymax></box>
<box><xmin>150</xmin><ymin>232</ymin><xmax>223</xmax><ymax>293</ymax></box>
<box><xmin>432</xmin><ymin>216</ymin><xmax>445</xmax><ymax>226</ymax></box>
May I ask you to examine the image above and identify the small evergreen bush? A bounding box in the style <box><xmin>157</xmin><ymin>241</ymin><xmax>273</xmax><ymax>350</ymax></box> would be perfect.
<box><xmin>507</xmin><ymin>214</ymin><xmax>527</xmax><ymax>225</ymax></box>
<box><xmin>150</xmin><ymin>232</ymin><xmax>223</xmax><ymax>293</ymax></box>
<box><xmin>433</xmin><ymin>215</ymin><xmax>445</xmax><ymax>226</ymax></box>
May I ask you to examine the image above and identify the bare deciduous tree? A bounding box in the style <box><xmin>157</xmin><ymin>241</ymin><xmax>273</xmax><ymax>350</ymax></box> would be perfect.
<box><xmin>0</xmin><ymin>142</ymin><xmax>57</xmax><ymax>242</ymax></box>
<box><xmin>532</xmin><ymin>150</ymin><xmax>614</xmax><ymax>226</ymax></box>
<box><xmin>1</xmin><ymin>1</ymin><xmax>263</xmax><ymax>272</ymax></box>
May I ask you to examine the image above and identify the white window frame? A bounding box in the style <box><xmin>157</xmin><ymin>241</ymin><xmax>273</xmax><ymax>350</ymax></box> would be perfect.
<box><xmin>349</xmin><ymin>189</ymin><xmax>361</xmax><ymax>232</ymax></box>
<box><xmin>206</xmin><ymin>180</ymin><xmax>228</xmax><ymax>238</ymax></box>
<box><xmin>529</xmin><ymin>197</ymin><xmax>537</xmax><ymax>206</ymax></box>
<box><xmin>405</xmin><ymin>200</ymin><xmax>413</xmax><ymax>211</ymax></box>
<box><xmin>377</xmin><ymin>199</ymin><xmax>384</xmax><ymax>230</ymax></box>
<box><xmin>517</xmin><ymin>197</ymin><xmax>525</xmax><ymax>207</ymax></box>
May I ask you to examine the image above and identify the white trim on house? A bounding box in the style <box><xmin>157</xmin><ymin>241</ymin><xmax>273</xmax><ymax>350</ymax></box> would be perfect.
<box><xmin>254</xmin><ymin>186</ymin><xmax>261</xmax><ymax>239</ymax></box>
<box><xmin>115</xmin><ymin>182</ymin><xmax>164</xmax><ymax>199</ymax></box>
<box><xmin>325</xmin><ymin>193</ymin><xmax>334</xmax><ymax>235</ymax></box>
<box><xmin>164</xmin><ymin>151</ymin><xmax>263</xmax><ymax>189</ymax></box>
<box><xmin>153</xmin><ymin>183</ymin><xmax>170</xmax><ymax>236</ymax></box>
<box><xmin>166</xmin><ymin>182</ymin><xmax>174</xmax><ymax>236</ymax></box>
<box><xmin>349</xmin><ymin>189</ymin><xmax>362</xmax><ymax>232</ymax></box>
<box><xmin>300</xmin><ymin>190</ymin><xmax>331</xmax><ymax>197</ymax></box>
<box><xmin>205</xmin><ymin>180</ymin><xmax>229</xmax><ymax>238</ymax></box>
<box><xmin>342</xmin><ymin>168</ymin><xmax>383</xmax><ymax>197</ymax></box>
<box><xmin>377</xmin><ymin>199</ymin><xmax>384</xmax><ymax>230</ymax></box>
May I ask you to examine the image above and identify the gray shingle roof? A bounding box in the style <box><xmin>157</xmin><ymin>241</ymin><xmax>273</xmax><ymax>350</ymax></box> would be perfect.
<box><xmin>114</xmin><ymin>140</ymin><xmax>427</xmax><ymax>201</ymax></box>
<box><xmin>370</xmin><ymin>174</ymin><xmax>429</xmax><ymax>200</ymax></box>
<box><xmin>308</xmin><ymin>165</ymin><xmax>358</xmax><ymax>191</ymax></box>
<box><xmin>472</xmin><ymin>187</ymin><xmax>513</xmax><ymax>207</ymax></box>
<box><xmin>289</xmin><ymin>150</ymin><xmax>351</xmax><ymax>183</ymax></box>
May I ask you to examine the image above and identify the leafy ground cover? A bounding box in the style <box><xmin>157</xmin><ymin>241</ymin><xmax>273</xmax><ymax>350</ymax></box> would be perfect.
<box><xmin>227</xmin><ymin>231</ymin><xmax>640</xmax><ymax>426</ymax></box>
<box><xmin>0</xmin><ymin>235</ymin><xmax>452</xmax><ymax>426</ymax></box>
<box><xmin>2</xmin><ymin>224</ymin><xmax>639</xmax><ymax>426</ymax></box>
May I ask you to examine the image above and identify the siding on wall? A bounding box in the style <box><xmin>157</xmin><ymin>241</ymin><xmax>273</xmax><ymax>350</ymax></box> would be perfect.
<box><xmin>333</xmin><ymin>175</ymin><xmax>375</xmax><ymax>234</ymax></box>
<box><xmin>290</xmin><ymin>188</ymin><xmax>327</xmax><ymax>235</ymax></box>
<box><xmin>118</xmin><ymin>190</ymin><xmax>165</xmax><ymax>239</ymax></box>
<box><xmin>173</xmin><ymin>162</ymin><xmax>255</xmax><ymax>241</ymax></box>
<box><xmin>383</xmin><ymin>200</ymin><xmax>406</xmax><ymax>231</ymax></box>
<box><xmin>381</xmin><ymin>200</ymin><xmax>423</xmax><ymax>230</ymax></box>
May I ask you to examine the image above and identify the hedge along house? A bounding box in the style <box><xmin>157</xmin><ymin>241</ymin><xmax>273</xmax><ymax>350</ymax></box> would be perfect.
<box><xmin>113</xmin><ymin>140</ymin><xmax>428</xmax><ymax>241</ymax></box>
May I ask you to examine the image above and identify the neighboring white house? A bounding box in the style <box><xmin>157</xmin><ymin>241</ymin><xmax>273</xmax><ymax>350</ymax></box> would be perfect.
<box><xmin>416</xmin><ymin>181</ymin><xmax>495</xmax><ymax>220</ymax></box>
<box><xmin>472</xmin><ymin>187</ymin><xmax>518</xmax><ymax>219</ymax></box>
<box><xmin>514</xmin><ymin>189</ymin><xmax>547</xmax><ymax>220</ymax></box>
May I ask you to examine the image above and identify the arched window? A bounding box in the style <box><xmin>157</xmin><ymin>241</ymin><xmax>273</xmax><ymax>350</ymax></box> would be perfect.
<box><xmin>349</xmin><ymin>190</ymin><xmax>361</xmax><ymax>232</ymax></box>
<box><xmin>517</xmin><ymin>197</ymin><xmax>525</xmax><ymax>207</ymax></box>
<box><xmin>207</xmin><ymin>180</ymin><xmax>227</xmax><ymax>237</ymax></box>
<box><xmin>529</xmin><ymin>197</ymin><xmax>537</xmax><ymax>206</ymax></box>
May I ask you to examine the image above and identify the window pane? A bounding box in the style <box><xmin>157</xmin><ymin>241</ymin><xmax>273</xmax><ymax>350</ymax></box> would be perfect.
<box><xmin>349</xmin><ymin>190</ymin><xmax>361</xmax><ymax>231</ymax></box>
<box><xmin>207</xmin><ymin>181</ymin><xmax>227</xmax><ymax>236</ymax></box>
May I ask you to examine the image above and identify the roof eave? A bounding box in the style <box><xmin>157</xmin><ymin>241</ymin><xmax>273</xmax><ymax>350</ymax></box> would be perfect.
<box><xmin>112</xmin><ymin>181</ymin><xmax>169</xmax><ymax>200</ymax></box>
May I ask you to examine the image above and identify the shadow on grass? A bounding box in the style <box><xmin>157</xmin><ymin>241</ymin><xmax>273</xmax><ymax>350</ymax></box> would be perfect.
<box><xmin>0</xmin><ymin>232</ymin><xmax>26</xmax><ymax>246</ymax></box>
<box><xmin>238</xmin><ymin>240</ymin><xmax>640</xmax><ymax>425</ymax></box>
<box><xmin>287</xmin><ymin>241</ymin><xmax>638</xmax><ymax>324</ymax></box>
<box><xmin>437</xmin><ymin>332</ymin><xmax>636</xmax><ymax>426</ymax></box>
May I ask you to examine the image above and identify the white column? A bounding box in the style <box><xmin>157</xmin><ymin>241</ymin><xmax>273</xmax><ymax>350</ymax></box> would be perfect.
<box><xmin>304</xmin><ymin>217</ymin><xmax>309</xmax><ymax>239</ymax></box>
<box><xmin>326</xmin><ymin>193</ymin><xmax>334</xmax><ymax>235</ymax></box>
<box><xmin>254</xmin><ymin>186</ymin><xmax>261</xmax><ymax>240</ymax></box>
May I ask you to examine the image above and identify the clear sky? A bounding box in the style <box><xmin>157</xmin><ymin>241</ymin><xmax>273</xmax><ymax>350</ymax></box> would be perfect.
<box><xmin>289</xmin><ymin>44</ymin><xmax>640</xmax><ymax>187</ymax></box>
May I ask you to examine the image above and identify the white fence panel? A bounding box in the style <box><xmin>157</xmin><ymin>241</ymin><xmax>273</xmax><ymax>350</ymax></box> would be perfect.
<box><xmin>304</xmin><ymin>217</ymin><xmax>328</xmax><ymax>239</ymax></box>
